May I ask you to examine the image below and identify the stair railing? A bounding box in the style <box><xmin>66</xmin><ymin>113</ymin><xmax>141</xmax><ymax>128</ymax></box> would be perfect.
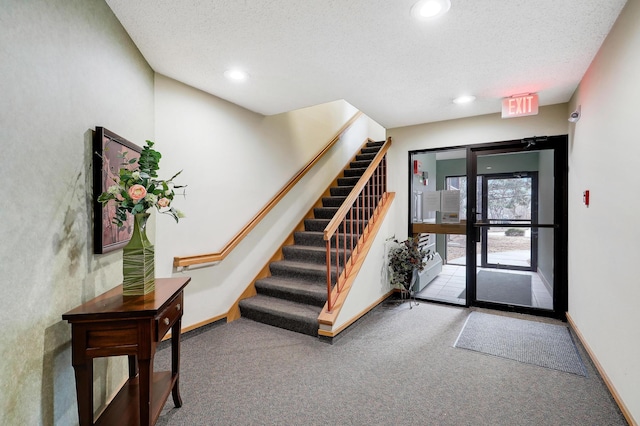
<box><xmin>323</xmin><ymin>137</ymin><xmax>392</xmax><ymax>312</ymax></box>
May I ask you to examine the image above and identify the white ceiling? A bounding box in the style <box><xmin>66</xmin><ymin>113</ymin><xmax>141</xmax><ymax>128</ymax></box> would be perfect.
<box><xmin>105</xmin><ymin>0</ymin><xmax>627</xmax><ymax>129</ymax></box>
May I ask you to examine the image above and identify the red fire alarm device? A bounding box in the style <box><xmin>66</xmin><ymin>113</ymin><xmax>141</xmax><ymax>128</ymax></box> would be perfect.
<box><xmin>413</xmin><ymin>160</ymin><xmax>422</xmax><ymax>174</ymax></box>
<box><xmin>583</xmin><ymin>190</ymin><xmax>590</xmax><ymax>207</ymax></box>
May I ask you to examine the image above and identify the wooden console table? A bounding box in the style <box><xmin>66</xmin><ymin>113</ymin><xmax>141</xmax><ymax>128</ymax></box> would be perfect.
<box><xmin>63</xmin><ymin>277</ymin><xmax>191</xmax><ymax>426</ymax></box>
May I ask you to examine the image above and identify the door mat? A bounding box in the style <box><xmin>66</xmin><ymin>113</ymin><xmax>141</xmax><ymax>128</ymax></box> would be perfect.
<box><xmin>454</xmin><ymin>312</ymin><xmax>587</xmax><ymax>376</ymax></box>
<box><xmin>459</xmin><ymin>270</ymin><xmax>532</xmax><ymax>306</ymax></box>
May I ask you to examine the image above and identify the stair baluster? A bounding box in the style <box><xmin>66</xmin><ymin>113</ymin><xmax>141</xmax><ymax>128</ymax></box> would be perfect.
<box><xmin>324</xmin><ymin>137</ymin><xmax>392</xmax><ymax>312</ymax></box>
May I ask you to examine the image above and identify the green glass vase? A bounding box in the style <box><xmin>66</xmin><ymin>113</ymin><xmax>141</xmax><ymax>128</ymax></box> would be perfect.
<box><xmin>122</xmin><ymin>213</ymin><xmax>155</xmax><ymax>295</ymax></box>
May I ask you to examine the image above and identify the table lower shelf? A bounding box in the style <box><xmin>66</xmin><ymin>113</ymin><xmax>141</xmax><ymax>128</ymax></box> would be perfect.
<box><xmin>95</xmin><ymin>371</ymin><xmax>177</xmax><ymax>426</ymax></box>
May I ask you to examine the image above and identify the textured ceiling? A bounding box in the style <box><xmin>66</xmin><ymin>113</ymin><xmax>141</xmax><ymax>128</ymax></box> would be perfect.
<box><xmin>105</xmin><ymin>0</ymin><xmax>627</xmax><ymax>129</ymax></box>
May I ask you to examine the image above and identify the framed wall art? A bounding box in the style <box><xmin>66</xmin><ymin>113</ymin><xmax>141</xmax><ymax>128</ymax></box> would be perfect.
<box><xmin>93</xmin><ymin>127</ymin><xmax>142</xmax><ymax>254</ymax></box>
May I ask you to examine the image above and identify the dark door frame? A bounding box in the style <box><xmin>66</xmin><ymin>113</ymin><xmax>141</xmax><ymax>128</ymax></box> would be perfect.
<box><xmin>466</xmin><ymin>135</ymin><xmax>568</xmax><ymax>320</ymax></box>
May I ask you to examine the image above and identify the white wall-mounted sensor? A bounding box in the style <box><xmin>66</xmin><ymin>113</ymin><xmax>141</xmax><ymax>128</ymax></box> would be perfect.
<box><xmin>568</xmin><ymin>105</ymin><xmax>581</xmax><ymax>123</ymax></box>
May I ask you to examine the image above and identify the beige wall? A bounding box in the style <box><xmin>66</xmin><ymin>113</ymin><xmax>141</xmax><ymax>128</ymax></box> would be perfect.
<box><xmin>0</xmin><ymin>0</ymin><xmax>154</xmax><ymax>424</ymax></box>
<box><xmin>568</xmin><ymin>0</ymin><xmax>640</xmax><ymax>421</ymax></box>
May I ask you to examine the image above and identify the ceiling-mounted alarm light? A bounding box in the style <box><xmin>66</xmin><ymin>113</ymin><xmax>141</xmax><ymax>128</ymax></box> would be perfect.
<box><xmin>453</xmin><ymin>95</ymin><xmax>476</xmax><ymax>104</ymax></box>
<box><xmin>411</xmin><ymin>0</ymin><xmax>451</xmax><ymax>20</ymax></box>
<box><xmin>224</xmin><ymin>68</ymin><xmax>249</xmax><ymax>81</ymax></box>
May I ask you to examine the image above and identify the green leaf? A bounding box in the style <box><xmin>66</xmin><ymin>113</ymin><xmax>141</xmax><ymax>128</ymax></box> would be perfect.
<box><xmin>167</xmin><ymin>170</ymin><xmax>182</xmax><ymax>182</ymax></box>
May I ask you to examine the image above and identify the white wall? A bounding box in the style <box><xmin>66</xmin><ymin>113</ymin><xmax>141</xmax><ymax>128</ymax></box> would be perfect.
<box><xmin>567</xmin><ymin>0</ymin><xmax>640</xmax><ymax>420</ymax></box>
<box><xmin>0</xmin><ymin>0</ymin><xmax>154</xmax><ymax>424</ymax></box>
<box><xmin>153</xmin><ymin>75</ymin><xmax>386</xmax><ymax>328</ymax></box>
<box><xmin>387</xmin><ymin>104</ymin><xmax>569</xmax><ymax>241</ymax></box>
<box><xmin>334</xmin><ymin>205</ymin><xmax>396</xmax><ymax>329</ymax></box>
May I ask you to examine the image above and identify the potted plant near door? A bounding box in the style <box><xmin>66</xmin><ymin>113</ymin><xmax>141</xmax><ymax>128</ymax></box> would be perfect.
<box><xmin>388</xmin><ymin>235</ymin><xmax>434</xmax><ymax>304</ymax></box>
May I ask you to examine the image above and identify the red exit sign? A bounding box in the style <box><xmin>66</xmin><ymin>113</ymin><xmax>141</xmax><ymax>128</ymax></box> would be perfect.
<box><xmin>502</xmin><ymin>93</ymin><xmax>539</xmax><ymax>118</ymax></box>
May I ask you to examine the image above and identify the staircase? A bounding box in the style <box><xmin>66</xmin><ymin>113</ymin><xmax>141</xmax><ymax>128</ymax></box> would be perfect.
<box><xmin>238</xmin><ymin>140</ymin><xmax>385</xmax><ymax>336</ymax></box>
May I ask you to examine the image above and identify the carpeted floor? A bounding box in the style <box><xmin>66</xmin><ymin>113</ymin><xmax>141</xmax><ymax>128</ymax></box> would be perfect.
<box><xmin>459</xmin><ymin>270</ymin><xmax>532</xmax><ymax>305</ymax></box>
<box><xmin>454</xmin><ymin>311</ymin><xmax>587</xmax><ymax>376</ymax></box>
<box><xmin>154</xmin><ymin>302</ymin><xmax>627</xmax><ymax>425</ymax></box>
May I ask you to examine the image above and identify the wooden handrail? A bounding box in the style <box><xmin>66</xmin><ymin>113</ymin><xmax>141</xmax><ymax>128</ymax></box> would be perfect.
<box><xmin>174</xmin><ymin>111</ymin><xmax>364</xmax><ymax>268</ymax></box>
<box><xmin>323</xmin><ymin>137</ymin><xmax>392</xmax><ymax>241</ymax></box>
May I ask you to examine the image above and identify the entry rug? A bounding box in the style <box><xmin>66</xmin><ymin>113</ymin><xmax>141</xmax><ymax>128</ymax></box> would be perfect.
<box><xmin>454</xmin><ymin>312</ymin><xmax>587</xmax><ymax>376</ymax></box>
<box><xmin>458</xmin><ymin>270</ymin><xmax>532</xmax><ymax>306</ymax></box>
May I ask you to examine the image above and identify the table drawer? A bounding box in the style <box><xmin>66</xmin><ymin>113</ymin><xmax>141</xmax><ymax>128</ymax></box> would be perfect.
<box><xmin>156</xmin><ymin>292</ymin><xmax>183</xmax><ymax>340</ymax></box>
<box><xmin>86</xmin><ymin>323</ymin><xmax>138</xmax><ymax>353</ymax></box>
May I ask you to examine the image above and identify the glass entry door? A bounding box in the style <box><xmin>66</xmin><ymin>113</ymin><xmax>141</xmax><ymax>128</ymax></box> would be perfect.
<box><xmin>466</xmin><ymin>136</ymin><xmax>568</xmax><ymax>318</ymax></box>
<box><xmin>480</xmin><ymin>173</ymin><xmax>537</xmax><ymax>271</ymax></box>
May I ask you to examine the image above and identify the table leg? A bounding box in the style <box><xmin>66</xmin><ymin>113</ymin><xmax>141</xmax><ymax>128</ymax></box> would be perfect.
<box><xmin>72</xmin><ymin>360</ymin><xmax>93</xmax><ymax>426</ymax></box>
<box><xmin>138</xmin><ymin>356</ymin><xmax>153</xmax><ymax>426</ymax></box>
<box><xmin>171</xmin><ymin>318</ymin><xmax>183</xmax><ymax>407</ymax></box>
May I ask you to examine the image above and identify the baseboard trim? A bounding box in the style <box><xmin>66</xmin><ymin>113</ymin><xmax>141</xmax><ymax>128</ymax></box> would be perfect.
<box><xmin>566</xmin><ymin>312</ymin><xmax>637</xmax><ymax>426</ymax></box>
<box><xmin>318</xmin><ymin>290</ymin><xmax>394</xmax><ymax>339</ymax></box>
<box><xmin>162</xmin><ymin>313</ymin><xmax>227</xmax><ymax>341</ymax></box>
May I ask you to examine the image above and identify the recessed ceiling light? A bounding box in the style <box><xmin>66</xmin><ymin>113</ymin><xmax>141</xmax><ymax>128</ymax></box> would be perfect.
<box><xmin>224</xmin><ymin>69</ymin><xmax>249</xmax><ymax>81</ymax></box>
<box><xmin>411</xmin><ymin>0</ymin><xmax>451</xmax><ymax>20</ymax></box>
<box><xmin>453</xmin><ymin>95</ymin><xmax>476</xmax><ymax>104</ymax></box>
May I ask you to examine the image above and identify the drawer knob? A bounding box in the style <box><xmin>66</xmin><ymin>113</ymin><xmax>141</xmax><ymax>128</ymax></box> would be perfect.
<box><xmin>176</xmin><ymin>303</ymin><xmax>181</xmax><ymax>311</ymax></box>
<box><xmin>163</xmin><ymin>317</ymin><xmax>170</xmax><ymax>325</ymax></box>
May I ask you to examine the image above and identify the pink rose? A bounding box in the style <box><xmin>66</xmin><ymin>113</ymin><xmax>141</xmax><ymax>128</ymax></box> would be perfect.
<box><xmin>128</xmin><ymin>184</ymin><xmax>147</xmax><ymax>202</ymax></box>
<box><xmin>157</xmin><ymin>197</ymin><xmax>170</xmax><ymax>208</ymax></box>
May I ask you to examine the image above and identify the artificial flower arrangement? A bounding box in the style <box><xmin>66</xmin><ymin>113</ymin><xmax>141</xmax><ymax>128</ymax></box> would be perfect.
<box><xmin>388</xmin><ymin>235</ymin><xmax>433</xmax><ymax>291</ymax></box>
<box><xmin>98</xmin><ymin>140</ymin><xmax>186</xmax><ymax>226</ymax></box>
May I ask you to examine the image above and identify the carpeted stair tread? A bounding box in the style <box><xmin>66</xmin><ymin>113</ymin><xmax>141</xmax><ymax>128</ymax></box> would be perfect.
<box><xmin>338</xmin><ymin>176</ymin><xmax>360</xmax><ymax>187</ymax></box>
<box><xmin>356</xmin><ymin>153</ymin><xmax>376</xmax><ymax>162</ymax></box>
<box><xmin>350</xmin><ymin>160</ymin><xmax>371</xmax><ymax>169</ymax></box>
<box><xmin>344</xmin><ymin>168</ymin><xmax>367</xmax><ymax>177</ymax></box>
<box><xmin>282</xmin><ymin>244</ymin><xmax>351</xmax><ymax>265</ymax></box>
<box><xmin>304</xmin><ymin>218</ymin><xmax>331</xmax><ymax>232</ymax></box>
<box><xmin>322</xmin><ymin>196</ymin><xmax>346</xmax><ymax>207</ymax></box>
<box><xmin>293</xmin><ymin>231</ymin><xmax>357</xmax><ymax>249</ymax></box>
<box><xmin>330</xmin><ymin>186</ymin><xmax>355</xmax><ymax>196</ymax></box>
<box><xmin>361</xmin><ymin>146</ymin><xmax>381</xmax><ymax>154</ymax></box>
<box><xmin>238</xmin><ymin>295</ymin><xmax>322</xmax><ymax>336</ymax></box>
<box><xmin>314</xmin><ymin>206</ymin><xmax>367</xmax><ymax>219</ymax></box>
<box><xmin>254</xmin><ymin>276</ymin><xmax>326</xmax><ymax>306</ymax></box>
<box><xmin>304</xmin><ymin>218</ymin><xmax>365</xmax><ymax>232</ymax></box>
<box><xmin>314</xmin><ymin>207</ymin><xmax>339</xmax><ymax>218</ymax></box>
<box><xmin>293</xmin><ymin>231</ymin><xmax>327</xmax><ymax>247</ymax></box>
<box><xmin>324</xmin><ymin>193</ymin><xmax>376</xmax><ymax>204</ymax></box>
<box><xmin>270</xmin><ymin>259</ymin><xmax>337</xmax><ymax>283</ymax></box>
